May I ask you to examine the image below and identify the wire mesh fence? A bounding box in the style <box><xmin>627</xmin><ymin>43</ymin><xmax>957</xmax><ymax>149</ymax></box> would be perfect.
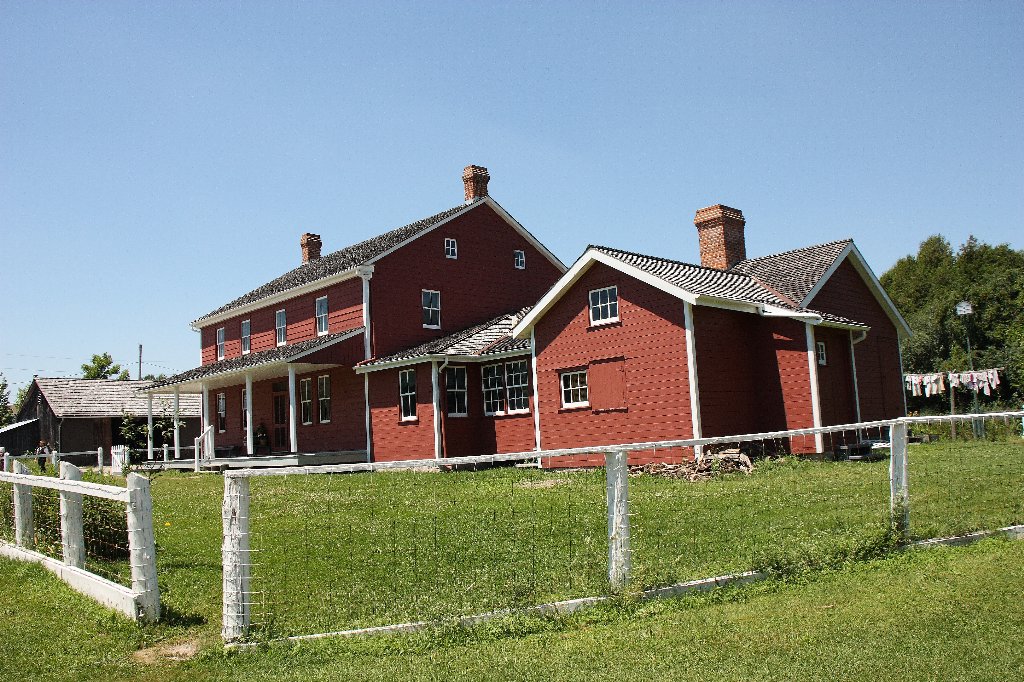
<box><xmin>222</xmin><ymin>412</ymin><xmax>1024</xmax><ymax>643</ymax></box>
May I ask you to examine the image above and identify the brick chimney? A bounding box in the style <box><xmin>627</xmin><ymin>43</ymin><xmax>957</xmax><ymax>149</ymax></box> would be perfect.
<box><xmin>300</xmin><ymin>233</ymin><xmax>322</xmax><ymax>264</ymax></box>
<box><xmin>694</xmin><ymin>205</ymin><xmax>746</xmax><ymax>270</ymax></box>
<box><xmin>462</xmin><ymin>165</ymin><xmax>490</xmax><ymax>203</ymax></box>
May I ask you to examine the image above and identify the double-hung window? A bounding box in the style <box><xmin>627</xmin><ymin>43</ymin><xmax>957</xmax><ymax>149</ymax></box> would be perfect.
<box><xmin>399</xmin><ymin>369</ymin><xmax>417</xmax><ymax>421</ymax></box>
<box><xmin>445</xmin><ymin>238</ymin><xmax>458</xmax><ymax>259</ymax></box>
<box><xmin>316</xmin><ymin>296</ymin><xmax>329</xmax><ymax>336</ymax></box>
<box><xmin>589</xmin><ymin>286</ymin><xmax>619</xmax><ymax>326</ymax></box>
<box><xmin>276</xmin><ymin>309</ymin><xmax>287</xmax><ymax>346</ymax></box>
<box><xmin>482</xmin><ymin>360</ymin><xmax>531</xmax><ymax>415</ymax></box>
<box><xmin>422</xmin><ymin>290</ymin><xmax>441</xmax><ymax>329</ymax></box>
<box><xmin>299</xmin><ymin>378</ymin><xmax>312</xmax><ymax>425</ymax></box>
<box><xmin>816</xmin><ymin>341</ymin><xmax>827</xmax><ymax>366</ymax></box>
<box><xmin>216</xmin><ymin>393</ymin><xmax>227</xmax><ymax>432</ymax></box>
<box><xmin>318</xmin><ymin>375</ymin><xmax>331</xmax><ymax>423</ymax></box>
<box><xmin>560</xmin><ymin>370</ymin><xmax>589</xmax><ymax>408</ymax></box>
<box><xmin>513</xmin><ymin>250</ymin><xmax>526</xmax><ymax>269</ymax></box>
<box><xmin>216</xmin><ymin>327</ymin><xmax>225</xmax><ymax>361</ymax></box>
<box><xmin>240</xmin><ymin>319</ymin><xmax>250</xmax><ymax>355</ymax></box>
<box><xmin>446</xmin><ymin>366</ymin><xmax>468</xmax><ymax>416</ymax></box>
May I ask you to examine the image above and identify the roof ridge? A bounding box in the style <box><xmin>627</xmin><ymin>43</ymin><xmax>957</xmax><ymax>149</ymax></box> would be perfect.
<box><xmin>731</xmin><ymin>238</ymin><xmax>852</xmax><ymax>267</ymax></box>
<box><xmin>589</xmin><ymin>244</ymin><xmax>755</xmax><ymax>278</ymax></box>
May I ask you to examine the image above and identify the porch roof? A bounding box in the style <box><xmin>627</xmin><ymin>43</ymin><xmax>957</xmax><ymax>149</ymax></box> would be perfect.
<box><xmin>146</xmin><ymin>327</ymin><xmax>364</xmax><ymax>394</ymax></box>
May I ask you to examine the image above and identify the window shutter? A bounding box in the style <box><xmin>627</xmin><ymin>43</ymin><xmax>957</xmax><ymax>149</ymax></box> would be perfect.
<box><xmin>589</xmin><ymin>358</ymin><xmax>626</xmax><ymax>411</ymax></box>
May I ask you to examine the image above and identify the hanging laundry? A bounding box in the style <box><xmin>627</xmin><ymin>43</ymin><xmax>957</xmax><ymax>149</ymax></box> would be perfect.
<box><xmin>943</xmin><ymin>368</ymin><xmax>1002</xmax><ymax>396</ymax></box>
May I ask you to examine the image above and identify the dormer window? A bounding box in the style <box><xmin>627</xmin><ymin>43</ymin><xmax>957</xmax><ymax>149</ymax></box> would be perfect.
<box><xmin>589</xmin><ymin>286</ymin><xmax>619</xmax><ymax>326</ymax></box>
<box><xmin>422</xmin><ymin>290</ymin><xmax>441</xmax><ymax>329</ymax></box>
<box><xmin>514</xmin><ymin>250</ymin><xmax>526</xmax><ymax>269</ymax></box>
<box><xmin>216</xmin><ymin>327</ymin><xmax>225</xmax><ymax>361</ymax></box>
<box><xmin>276</xmin><ymin>309</ymin><xmax>287</xmax><ymax>346</ymax></box>
<box><xmin>445</xmin><ymin>238</ymin><xmax>458</xmax><ymax>259</ymax></box>
<box><xmin>316</xmin><ymin>296</ymin><xmax>328</xmax><ymax>336</ymax></box>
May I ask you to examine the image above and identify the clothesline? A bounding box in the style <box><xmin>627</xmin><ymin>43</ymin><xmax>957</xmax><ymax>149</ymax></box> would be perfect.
<box><xmin>904</xmin><ymin>368</ymin><xmax>1002</xmax><ymax>397</ymax></box>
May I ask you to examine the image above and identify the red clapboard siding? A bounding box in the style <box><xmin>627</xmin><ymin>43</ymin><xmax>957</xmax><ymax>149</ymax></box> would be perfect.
<box><xmin>807</xmin><ymin>259</ymin><xmax>905</xmax><ymax>420</ymax></box>
<box><xmin>199</xmin><ymin>277</ymin><xmax>363</xmax><ymax>366</ymax></box>
<box><xmin>813</xmin><ymin>326</ymin><xmax>858</xmax><ymax>427</ymax></box>
<box><xmin>534</xmin><ymin>262</ymin><xmax>693</xmax><ymax>456</ymax></box>
<box><xmin>368</xmin><ymin>364</ymin><xmax>435</xmax><ymax>461</ymax></box>
<box><xmin>440</xmin><ymin>363</ymin><xmax>535</xmax><ymax>458</ymax></box>
<box><xmin>369</xmin><ymin>203</ymin><xmax>563</xmax><ymax>359</ymax></box>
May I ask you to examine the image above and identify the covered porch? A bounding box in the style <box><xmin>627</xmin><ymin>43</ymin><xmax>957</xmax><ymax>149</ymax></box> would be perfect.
<box><xmin>144</xmin><ymin>329</ymin><xmax>367</xmax><ymax>460</ymax></box>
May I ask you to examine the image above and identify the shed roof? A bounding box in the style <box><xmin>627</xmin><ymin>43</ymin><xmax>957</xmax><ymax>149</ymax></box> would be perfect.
<box><xmin>31</xmin><ymin>378</ymin><xmax>201</xmax><ymax>418</ymax></box>
<box><xmin>358</xmin><ymin>309</ymin><xmax>531</xmax><ymax>371</ymax></box>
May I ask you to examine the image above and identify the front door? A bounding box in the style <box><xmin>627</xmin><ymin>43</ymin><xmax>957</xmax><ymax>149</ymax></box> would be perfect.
<box><xmin>272</xmin><ymin>392</ymin><xmax>288</xmax><ymax>451</ymax></box>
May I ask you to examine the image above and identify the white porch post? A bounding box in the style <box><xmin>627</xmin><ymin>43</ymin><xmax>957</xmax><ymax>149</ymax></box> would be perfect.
<box><xmin>146</xmin><ymin>394</ymin><xmax>154</xmax><ymax>460</ymax></box>
<box><xmin>245</xmin><ymin>373</ymin><xmax>254</xmax><ymax>455</ymax></box>
<box><xmin>431</xmin><ymin>361</ymin><xmax>441</xmax><ymax>459</ymax></box>
<box><xmin>173</xmin><ymin>388</ymin><xmax>181</xmax><ymax>460</ymax></box>
<box><xmin>201</xmin><ymin>382</ymin><xmax>210</xmax><ymax>459</ymax></box>
<box><xmin>805</xmin><ymin>323</ymin><xmax>824</xmax><ymax>452</ymax></box>
<box><xmin>288</xmin><ymin>365</ymin><xmax>298</xmax><ymax>453</ymax></box>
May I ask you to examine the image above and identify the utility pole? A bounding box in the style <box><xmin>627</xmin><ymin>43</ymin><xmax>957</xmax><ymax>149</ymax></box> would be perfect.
<box><xmin>138</xmin><ymin>344</ymin><xmax>143</xmax><ymax>381</ymax></box>
<box><xmin>956</xmin><ymin>301</ymin><xmax>982</xmax><ymax>436</ymax></box>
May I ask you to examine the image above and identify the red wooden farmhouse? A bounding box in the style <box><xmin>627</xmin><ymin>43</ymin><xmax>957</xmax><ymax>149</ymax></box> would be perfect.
<box><xmin>147</xmin><ymin>167</ymin><xmax>909</xmax><ymax>462</ymax></box>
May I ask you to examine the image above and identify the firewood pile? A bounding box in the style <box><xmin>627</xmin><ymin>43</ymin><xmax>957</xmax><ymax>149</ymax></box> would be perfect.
<box><xmin>629</xmin><ymin>448</ymin><xmax>757</xmax><ymax>481</ymax></box>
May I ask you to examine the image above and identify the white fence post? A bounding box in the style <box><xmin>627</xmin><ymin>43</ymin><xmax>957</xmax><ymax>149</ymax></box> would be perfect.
<box><xmin>163</xmin><ymin>444</ymin><xmax>170</xmax><ymax>462</ymax></box>
<box><xmin>3</xmin><ymin>451</ymin><xmax>10</xmax><ymax>473</ymax></box>
<box><xmin>605</xmin><ymin>449</ymin><xmax>632</xmax><ymax>592</ymax></box>
<box><xmin>889</xmin><ymin>421</ymin><xmax>910</xmax><ymax>541</ymax></box>
<box><xmin>126</xmin><ymin>473</ymin><xmax>160</xmax><ymax>623</ymax></box>
<box><xmin>59</xmin><ymin>462</ymin><xmax>86</xmax><ymax>569</ymax></box>
<box><xmin>222</xmin><ymin>474</ymin><xmax>251</xmax><ymax>641</ymax></box>
<box><xmin>194</xmin><ymin>436</ymin><xmax>202</xmax><ymax>472</ymax></box>
<box><xmin>12</xmin><ymin>461</ymin><xmax>34</xmax><ymax>548</ymax></box>
<box><xmin>97</xmin><ymin>446</ymin><xmax>104</xmax><ymax>472</ymax></box>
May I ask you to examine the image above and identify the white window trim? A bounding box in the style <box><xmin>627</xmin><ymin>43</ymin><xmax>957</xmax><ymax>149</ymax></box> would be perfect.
<box><xmin>504</xmin><ymin>360</ymin><xmax>531</xmax><ymax>414</ymax></box>
<box><xmin>299</xmin><ymin>378</ymin><xmax>313</xmax><ymax>425</ymax></box>
<box><xmin>216</xmin><ymin>327</ymin><xmax>225</xmax><ymax>361</ymax></box>
<box><xmin>560</xmin><ymin>370</ymin><xmax>590</xmax><ymax>409</ymax></box>
<box><xmin>276</xmin><ymin>309</ymin><xmax>287</xmax><ymax>347</ymax></box>
<box><xmin>514</xmin><ymin>249</ymin><xmax>526</xmax><ymax>270</ymax></box>
<box><xmin>240</xmin><ymin>319</ymin><xmax>251</xmax><ymax>355</ymax></box>
<box><xmin>446</xmin><ymin>366</ymin><xmax>468</xmax><ymax>417</ymax></box>
<box><xmin>445</xmin><ymin>238</ymin><xmax>458</xmax><ymax>259</ymax></box>
<box><xmin>482</xmin><ymin>363</ymin><xmax>507</xmax><ymax>416</ymax></box>
<box><xmin>316</xmin><ymin>296</ymin><xmax>329</xmax><ymax>337</ymax></box>
<box><xmin>318</xmin><ymin>375</ymin><xmax>331</xmax><ymax>424</ymax></box>
<box><xmin>399</xmin><ymin>368</ymin><xmax>418</xmax><ymax>421</ymax></box>
<box><xmin>817</xmin><ymin>341</ymin><xmax>827</xmax><ymax>366</ymax></box>
<box><xmin>422</xmin><ymin>289</ymin><xmax>441</xmax><ymax>330</ymax></box>
<box><xmin>588</xmin><ymin>285</ymin><xmax>620</xmax><ymax>327</ymax></box>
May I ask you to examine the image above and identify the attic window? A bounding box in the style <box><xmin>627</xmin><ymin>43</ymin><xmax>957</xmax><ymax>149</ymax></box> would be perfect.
<box><xmin>445</xmin><ymin>238</ymin><xmax>458</xmax><ymax>259</ymax></box>
<box><xmin>514</xmin><ymin>250</ymin><xmax>526</xmax><ymax>269</ymax></box>
<box><xmin>589</xmin><ymin>286</ymin><xmax>619</xmax><ymax>326</ymax></box>
<box><xmin>816</xmin><ymin>341</ymin><xmax>827</xmax><ymax>366</ymax></box>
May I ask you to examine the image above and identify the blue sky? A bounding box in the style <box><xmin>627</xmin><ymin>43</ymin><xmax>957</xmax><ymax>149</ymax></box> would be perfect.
<box><xmin>1</xmin><ymin>1</ymin><xmax>1021</xmax><ymax>395</ymax></box>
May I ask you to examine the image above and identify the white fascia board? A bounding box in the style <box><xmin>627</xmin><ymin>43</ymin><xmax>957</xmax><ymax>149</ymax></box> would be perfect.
<box><xmin>192</xmin><ymin>269</ymin><xmax>362</xmax><ymax>331</ymax></box>
<box><xmin>355</xmin><ymin>348</ymin><xmax>531</xmax><ymax>374</ymax></box>
<box><xmin>800</xmin><ymin>242</ymin><xmax>912</xmax><ymax>339</ymax></box>
<box><xmin>512</xmin><ymin>249</ymin><xmax>699</xmax><ymax>339</ymax></box>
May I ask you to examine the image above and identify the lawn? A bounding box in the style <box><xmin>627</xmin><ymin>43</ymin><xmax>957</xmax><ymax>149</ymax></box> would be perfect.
<box><xmin>0</xmin><ymin>437</ymin><xmax>1021</xmax><ymax>680</ymax></box>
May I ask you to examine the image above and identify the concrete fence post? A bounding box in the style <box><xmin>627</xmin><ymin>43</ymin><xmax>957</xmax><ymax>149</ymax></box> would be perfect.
<box><xmin>222</xmin><ymin>474</ymin><xmax>251</xmax><ymax>641</ymax></box>
<box><xmin>126</xmin><ymin>473</ymin><xmax>160</xmax><ymax>623</ymax></box>
<box><xmin>59</xmin><ymin>462</ymin><xmax>86</xmax><ymax>568</ymax></box>
<box><xmin>605</xmin><ymin>449</ymin><xmax>632</xmax><ymax>592</ymax></box>
<box><xmin>2</xmin><ymin>451</ymin><xmax>10</xmax><ymax>473</ymax></box>
<box><xmin>889</xmin><ymin>421</ymin><xmax>910</xmax><ymax>542</ymax></box>
<box><xmin>163</xmin><ymin>444</ymin><xmax>170</xmax><ymax>462</ymax></box>
<box><xmin>12</xmin><ymin>461</ymin><xmax>33</xmax><ymax>548</ymax></box>
<box><xmin>97</xmin><ymin>447</ymin><xmax>104</xmax><ymax>472</ymax></box>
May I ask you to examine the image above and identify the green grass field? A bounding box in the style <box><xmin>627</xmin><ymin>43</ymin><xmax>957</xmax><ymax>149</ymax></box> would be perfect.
<box><xmin>0</xmin><ymin>438</ymin><xmax>1021</xmax><ymax>680</ymax></box>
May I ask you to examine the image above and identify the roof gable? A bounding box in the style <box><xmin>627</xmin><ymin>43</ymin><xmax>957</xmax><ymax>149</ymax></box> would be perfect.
<box><xmin>193</xmin><ymin>197</ymin><xmax>566</xmax><ymax>328</ymax></box>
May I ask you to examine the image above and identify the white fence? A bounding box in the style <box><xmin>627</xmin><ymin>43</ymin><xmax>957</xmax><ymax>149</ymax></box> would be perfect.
<box><xmin>0</xmin><ymin>462</ymin><xmax>160</xmax><ymax>622</ymax></box>
<box><xmin>219</xmin><ymin>411</ymin><xmax>1024</xmax><ymax>643</ymax></box>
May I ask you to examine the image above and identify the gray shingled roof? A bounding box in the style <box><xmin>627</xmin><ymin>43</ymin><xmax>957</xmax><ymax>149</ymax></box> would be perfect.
<box><xmin>150</xmin><ymin>328</ymin><xmax>364</xmax><ymax>390</ymax></box>
<box><xmin>591</xmin><ymin>245</ymin><xmax>867</xmax><ymax>328</ymax></box>
<box><xmin>730</xmin><ymin>239</ymin><xmax>851</xmax><ymax>306</ymax></box>
<box><xmin>361</xmin><ymin>309</ymin><xmax>531</xmax><ymax>368</ymax></box>
<box><xmin>33</xmin><ymin>378</ymin><xmax>201</xmax><ymax>418</ymax></box>
<box><xmin>194</xmin><ymin>202</ymin><xmax>476</xmax><ymax>324</ymax></box>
